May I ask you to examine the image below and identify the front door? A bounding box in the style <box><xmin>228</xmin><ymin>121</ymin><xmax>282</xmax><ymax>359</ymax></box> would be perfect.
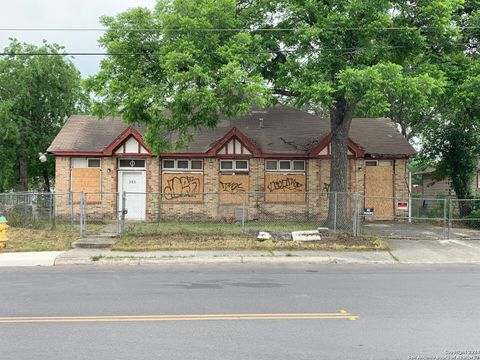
<box><xmin>119</xmin><ymin>171</ymin><xmax>146</xmax><ymax>220</ymax></box>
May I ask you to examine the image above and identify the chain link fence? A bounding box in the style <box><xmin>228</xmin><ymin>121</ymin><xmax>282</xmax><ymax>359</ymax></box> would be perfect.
<box><xmin>119</xmin><ymin>191</ymin><xmax>362</xmax><ymax>239</ymax></box>
<box><xmin>361</xmin><ymin>195</ymin><xmax>480</xmax><ymax>240</ymax></box>
<box><xmin>2</xmin><ymin>191</ymin><xmax>480</xmax><ymax>241</ymax></box>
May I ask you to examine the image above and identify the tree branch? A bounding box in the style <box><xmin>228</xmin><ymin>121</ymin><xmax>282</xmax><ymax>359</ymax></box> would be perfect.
<box><xmin>273</xmin><ymin>89</ymin><xmax>299</xmax><ymax>97</ymax></box>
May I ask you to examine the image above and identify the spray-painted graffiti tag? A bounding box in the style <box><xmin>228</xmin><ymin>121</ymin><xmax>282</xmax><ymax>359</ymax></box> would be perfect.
<box><xmin>220</xmin><ymin>181</ymin><xmax>245</xmax><ymax>193</ymax></box>
<box><xmin>267</xmin><ymin>177</ymin><xmax>304</xmax><ymax>192</ymax></box>
<box><xmin>163</xmin><ymin>176</ymin><xmax>201</xmax><ymax>200</ymax></box>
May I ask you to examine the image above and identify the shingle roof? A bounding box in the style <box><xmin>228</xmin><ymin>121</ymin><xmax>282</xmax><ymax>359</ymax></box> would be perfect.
<box><xmin>48</xmin><ymin>106</ymin><xmax>416</xmax><ymax>157</ymax></box>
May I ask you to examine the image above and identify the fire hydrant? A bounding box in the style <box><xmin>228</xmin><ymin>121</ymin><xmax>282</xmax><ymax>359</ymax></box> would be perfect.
<box><xmin>0</xmin><ymin>217</ymin><xmax>8</xmax><ymax>249</ymax></box>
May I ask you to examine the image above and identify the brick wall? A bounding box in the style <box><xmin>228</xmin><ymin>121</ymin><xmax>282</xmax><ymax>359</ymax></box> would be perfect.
<box><xmin>54</xmin><ymin>155</ymin><xmax>410</xmax><ymax>222</ymax></box>
<box><xmin>54</xmin><ymin>156</ymin><xmax>71</xmax><ymax>219</ymax></box>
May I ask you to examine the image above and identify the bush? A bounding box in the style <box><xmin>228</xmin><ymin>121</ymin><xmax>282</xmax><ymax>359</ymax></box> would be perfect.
<box><xmin>466</xmin><ymin>209</ymin><xmax>480</xmax><ymax>229</ymax></box>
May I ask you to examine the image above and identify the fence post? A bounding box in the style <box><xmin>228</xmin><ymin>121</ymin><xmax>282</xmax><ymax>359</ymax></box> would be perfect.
<box><xmin>353</xmin><ymin>192</ymin><xmax>360</xmax><ymax>236</ymax></box>
<box><xmin>69</xmin><ymin>192</ymin><xmax>74</xmax><ymax>230</ymax></box>
<box><xmin>120</xmin><ymin>191</ymin><xmax>126</xmax><ymax>235</ymax></box>
<box><xmin>47</xmin><ymin>193</ymin><xmax>52</xmax><ymax>227</ymax></box>
<box><xmin>23</xmin><ymin>192</ymin><xmax>28</xmax><ymax>226</ymax></box>
<box><xmin>241</xmin><ymin>192</ymin><xmax>247</xmax><ymax>233</ymax></box>
<box><xmin>116</xmin><ymin>192</ymin><xmax>121</xmax><ymax>235</ymax></box>
<box><xmin>443</xmin><ymin>197</ymin><xmax>448</xmax><ymax>240</ymax></box>
<box><xmin>448</xmin><ymin>197</ymin><xmax>452</xmax><ymax>240</ymax></box>
<box><xmin>333</xmin><ymin>192</ymin><xmax>338</xmax><ymax>232</ymax></box>
<box><xmin>79</xmin><ymin>192</ymin><xmax>85</xmax><ymax>238</ymax></box>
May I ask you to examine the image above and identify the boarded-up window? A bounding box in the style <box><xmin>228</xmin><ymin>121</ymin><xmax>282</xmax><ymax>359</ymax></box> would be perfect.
<box><xmin>71</xmin><ymin>168</ymin><xmax>101</xmax><ymax>202</ymax></box>
<box><xmin>219</xmin><ymin>175</ymin><xmax>249</xmax><ymax>203</ymax></box>
<box><xmin>265</xmin><ymin>174</ymin><xmax>305</xmax><ymax>202</ymax></box>
<box><xmin>162</xmin><ymin>173</ymin><xmax>203</xmax><ymax>202</ymax></box>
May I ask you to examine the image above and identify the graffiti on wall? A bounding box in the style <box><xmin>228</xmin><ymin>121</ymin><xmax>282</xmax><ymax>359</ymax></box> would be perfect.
<box><xmin>220</xmin><ymin>181</ymin><xmax>245</xmax><ymax>193</ymax></box>
<box><xmin>265</xmin><ymin>174</ymin><xmax>305</xmax><ymax>202</ymax></box>
<box><xmin>219</xmin><ymin>175</ymin><xmax>249</xmax><ymax>203</ymax></box>
<box><xmin>163</xmin><ymin>175</ymin><xmax>202</xmax><ymax>200</ymax></box>
<box><xmin>267</xmin><ymin>177</ymin><xmax>304</xmax><ymax>192</ymax></box>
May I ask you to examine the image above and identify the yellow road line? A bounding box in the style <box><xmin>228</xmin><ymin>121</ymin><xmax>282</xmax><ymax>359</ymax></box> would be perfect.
<box><xmin>0</xmin><ymin>311</ymin><xmax>359</xmax><ymax>324</ymax></box>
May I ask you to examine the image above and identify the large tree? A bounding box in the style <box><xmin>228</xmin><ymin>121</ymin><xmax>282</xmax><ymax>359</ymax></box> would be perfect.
<box><xmin>252</xmin><ymin>0</ymin><xmax>461</xmax><ymax>226</ymax></box>
<box><xmin>88</xmin><ymin>0</ymin><xmax>269</xmax><ymax>151</ymax></box>
<box><xmin>417</xmin><ymin>0</ymin><xmax>479</xmax><ymax>211</ymax></box>
<box><xmin>0</xmin><ymin>39</ymin><xmax>84</xmax><ymax>191</ymax></box>
<box><xmin>89</xmin><ymin>0</ymin><xmax>461</xmax><ymax>226</ymax></box>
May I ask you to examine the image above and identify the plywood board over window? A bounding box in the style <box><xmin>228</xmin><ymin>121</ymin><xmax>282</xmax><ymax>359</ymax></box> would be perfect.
<box><xmin>265</xmin><ymin>174</ymin><xmax>305</xmax><ymax>202</ymax></box>
<box><xmin>162</xmin><ymin>173</ymin><xmax>203</xmax><ymax>202</ymax></box>
<box><xmin>364</xmin><ymin>165</ymin><xmax>394</xmax><ymax>220</ymax></box>
<box><xmin>219</xmin><ymin>175</ymin><xmax>249</xmax><ymax>203</ymax></box>
<box><xmin>71</xmin><ymin>168</ymin><xmax>101</xmax><ymax>202</ymax></box>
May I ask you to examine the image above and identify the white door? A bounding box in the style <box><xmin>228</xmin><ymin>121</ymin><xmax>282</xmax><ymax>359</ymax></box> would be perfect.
<box><xmin>119</xmin><ymin>171</ymin><xmax>146</xmax><ymax>220</ymax></box>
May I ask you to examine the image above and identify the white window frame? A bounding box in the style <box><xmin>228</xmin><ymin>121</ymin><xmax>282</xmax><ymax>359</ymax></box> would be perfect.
<box><xmin>265</xmin><ymin>160</ymin><xmax>305</xmax><ymax>172</ymax></box>
<box><xmin>71</xmin><ymin>157</ymin><xmax>102</xmax><ymax>169</ymax></box>
<box><xmin>118</xmin><ymin>158</ymin><xmax>146</xmax><ymax>170</ymax></box>
<box><xmin>365</xmin><ymin>160</ymin><xmax>378</xmax><ymax>167</ymax></box>
<box><xmin>220</xmin><ymin>159</ymin><xmax>249</xmax><ymax>172</ymax></box>
<box><xmin>87</xmin><ymin>158</ymin><xmax>101</xmax><ymax>168</ymax></box>
<box><xmin>162</xmin><ymin>159</ymin><xmax>203</xmax><ymax>172</ymax></box>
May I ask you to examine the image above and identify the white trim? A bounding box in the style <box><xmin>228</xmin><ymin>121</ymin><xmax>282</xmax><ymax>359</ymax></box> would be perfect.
<box><xmin>365</xmin><ymin>160</ymin><xmax>378</xmax><ymax>166</ymax></box>
<box><xmin>71</xmin><ymin>157</ymin><xmax>102</xmax><ymax>169</ymax></box>
<box><xmin>220</xmin><ymin>159</ymin><xmax>249</xmax><ymax>172</ymax></box>
<box><xmin>118</xmin><ymin>158</ymin><xmax>146</xmax><ymax>170</ymax></box>
<box><xmin>162</xmin><ymin>159</ymin><xmax>204</xmax><ymax>172</ymax></box>
<box><xmin>264</xmin><ymin>160</ymin><xmax>305</xmax><ymax>172</ymax></box>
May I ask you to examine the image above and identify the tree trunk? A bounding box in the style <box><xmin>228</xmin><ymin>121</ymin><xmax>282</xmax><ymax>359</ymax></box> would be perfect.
<box><xmin>42</xmin><ymin>168</ymin><xmax>51</xmax><ymax>192</ymax></box>
<box><xmin>326</xmin><ymin>96</ymin><xmax>355</xmax><ymax>229</ymax></box>
<box><xmin>17</xmin><ymin>127</ymin><xmax>29</xmax><ymax>191</ymax></box>
<box><xmin>17</xmin><ymin>158</ymin><xmax>28</xmax><ymax>191</ymax></box>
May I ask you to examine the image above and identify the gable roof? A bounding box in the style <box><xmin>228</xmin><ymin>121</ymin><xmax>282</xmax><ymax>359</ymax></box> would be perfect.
<box><xmin>48</xmin><ymin>106</ymin><xmax>416</xmax><ymax>157</ymax></box>
<box><xmin>47</xmin><ymin>115</ymin><xmax>147</xmax><ymax>154</ymax></box>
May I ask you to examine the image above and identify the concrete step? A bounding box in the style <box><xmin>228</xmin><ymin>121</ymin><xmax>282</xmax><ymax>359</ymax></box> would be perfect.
<box><xmin>72</xmin><ymin>236</ymin><xmax>118</xmax><ymax>249</ymax></box>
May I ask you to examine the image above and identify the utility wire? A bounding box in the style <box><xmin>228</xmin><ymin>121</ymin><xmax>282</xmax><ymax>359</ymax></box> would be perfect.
<box><xmin>0</xmin><ymin>26</ymin><xmax>479</xmax><ymax>32</ymax></box>
<box><xmin>0</xmin><ymin>43</ymin><xmax>471</xmax><ymax>57</ymax></box>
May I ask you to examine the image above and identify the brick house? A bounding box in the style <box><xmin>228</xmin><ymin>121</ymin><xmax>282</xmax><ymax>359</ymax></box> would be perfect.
<box><xmin>48</xmin><ymin>106</ymin><xmax>415</xmax><ymax>221</ymax></box>
<box><xmin>414</xmin><ymin>167</ymin><xmax>480</xmax><ymax>197</ymax></box>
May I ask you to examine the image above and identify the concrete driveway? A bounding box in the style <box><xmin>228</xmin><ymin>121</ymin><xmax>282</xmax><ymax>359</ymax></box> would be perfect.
<box><xmin>363</xmin><ymin>221</ymin><xmax>480</xmax><ymax>240</ymax></box>
<box><xmin>388</xmin><ymin>238</ymin><xmax>480</xmax><ymax>264</ymax></box>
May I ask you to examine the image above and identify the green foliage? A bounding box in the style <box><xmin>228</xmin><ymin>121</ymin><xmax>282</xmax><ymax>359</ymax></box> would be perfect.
<box><xmin>87</xmin><ymin>0</ymin><xmax>270</xmax><ymax>153</ymax></box>
<box><xmin>0</xmin><ymin>39</ymin><xmax>85</xmax><ymax>191</ymax></box>
<box><xmin>421</xmin><ymin>25</ymin><xmax>480</xmax><ymax>201</ymax></box>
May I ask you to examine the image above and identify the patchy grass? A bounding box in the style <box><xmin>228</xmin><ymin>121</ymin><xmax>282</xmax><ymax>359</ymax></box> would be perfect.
<box><xmin>126</xmin><ymin>221</ymin><xmax>325</xmax><ymax>236</ymax></box>
<box><xmin>113</xmin><ymin>222</ymin><xmax>388</xmax><ymax>252</ymax></box>
<box><xmin>0</xmin><ymin>225</ymin><xmax>78</xmax><ymax>252</ymax></box>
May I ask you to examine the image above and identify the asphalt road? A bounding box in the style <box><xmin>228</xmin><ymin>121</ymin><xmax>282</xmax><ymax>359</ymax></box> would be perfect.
<box><xmin>1</xmin><ymin>264</ymin><xmax>479</xmax><ymax>360</ymax></box>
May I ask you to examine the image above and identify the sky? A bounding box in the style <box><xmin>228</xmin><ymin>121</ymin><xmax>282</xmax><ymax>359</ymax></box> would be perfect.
<box><xmin>0</xmin><ymin>0</ymin><xmax>157</xmax><ymax>77</ymax></box>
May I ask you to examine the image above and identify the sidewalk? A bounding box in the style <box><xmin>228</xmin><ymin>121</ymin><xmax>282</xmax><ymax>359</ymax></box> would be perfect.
<box><xmin>0</xmin><ymin>251</ymin><xmax>63</xmax><ymax>267</ymax></box>
<box><xmin>3</xmin><ymin>238</ymin><xmax>480</xmax><ymax>267</ymax></box>
<box><xmin>54</xmin><ymin>248</ymin><xmax>395</xmax><ymax>265</ymax></box>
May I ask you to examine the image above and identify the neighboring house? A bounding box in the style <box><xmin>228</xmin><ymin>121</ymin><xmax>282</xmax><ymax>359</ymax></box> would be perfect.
<box><xmin>47</xmin><ymin>106</ymin><xmax>416</xmax><ymax>221</ymax></box>
<box><xmin>414</xmin><ymin>167</ymin><xmax>480</xmax><ymax>197</ymax></box>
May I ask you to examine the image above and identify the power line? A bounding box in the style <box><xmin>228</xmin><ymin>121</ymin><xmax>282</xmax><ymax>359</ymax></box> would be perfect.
<box><xmin>0</xmin><ymin>26</ymin><xmax>478</xmax><ymax>32</ymax></box>
<box><xmin>0</xmin><ymin>44</ymin><xmax>470</xmax><ymax>57</ymax></box>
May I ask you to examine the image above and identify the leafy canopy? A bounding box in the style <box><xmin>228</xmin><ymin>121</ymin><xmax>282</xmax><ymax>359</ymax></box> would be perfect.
<box><xmin>88</xmin><ymin>0</ymin><xmax>270</xmax><ymax>152</ymax></box>
<box><xmin>0</xmin><ymin>39</ymin><xmax>84</xmax><ymax>191</ymax></box>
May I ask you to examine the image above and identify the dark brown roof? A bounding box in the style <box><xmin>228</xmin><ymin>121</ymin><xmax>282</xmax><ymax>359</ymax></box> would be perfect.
<box><xmin>48</xmin><ymin>106</ymin><xmax>416</xmax><ymax>157</ymax></box>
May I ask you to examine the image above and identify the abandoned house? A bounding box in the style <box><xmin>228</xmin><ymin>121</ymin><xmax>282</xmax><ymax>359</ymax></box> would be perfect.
<box><xmin>47</xmin><ymin>106</ymin><xmax>416</xmax><ymax>221</ymax></box>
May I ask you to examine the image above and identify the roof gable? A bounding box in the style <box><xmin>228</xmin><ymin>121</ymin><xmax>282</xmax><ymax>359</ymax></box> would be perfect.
<box><xmin>308</xmin><ymin>134</ymin><xmax>365</xmax><ymax>157</ymax></box>
<box><xmin>206</xmin><ymin>127</ymin><xmax>260</xmax><ymax>157</ymax></box>
<box><xmin>104</xmin><ymin>127</ymin><xmax>152</xmax><ymax>156</ymax></box>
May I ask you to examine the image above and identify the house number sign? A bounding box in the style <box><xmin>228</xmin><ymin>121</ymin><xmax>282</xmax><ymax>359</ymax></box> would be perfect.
<box><xmin>129</xmin><ymin>160</ymin><xmax>136</xmax><ymax>167</ymax></box>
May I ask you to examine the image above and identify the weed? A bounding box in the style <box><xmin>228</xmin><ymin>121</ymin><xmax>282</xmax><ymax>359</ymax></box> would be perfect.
<box><xmin>90</xmin><ymin>255</ymin><xmax>104</xmax><ymax>262</ymax></box>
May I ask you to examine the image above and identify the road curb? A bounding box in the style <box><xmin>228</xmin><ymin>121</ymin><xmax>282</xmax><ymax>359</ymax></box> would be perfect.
<box><xmin>53</xmin><ymin>254</ymin><xmax>396</xmax><ymax>266</ymax></box>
